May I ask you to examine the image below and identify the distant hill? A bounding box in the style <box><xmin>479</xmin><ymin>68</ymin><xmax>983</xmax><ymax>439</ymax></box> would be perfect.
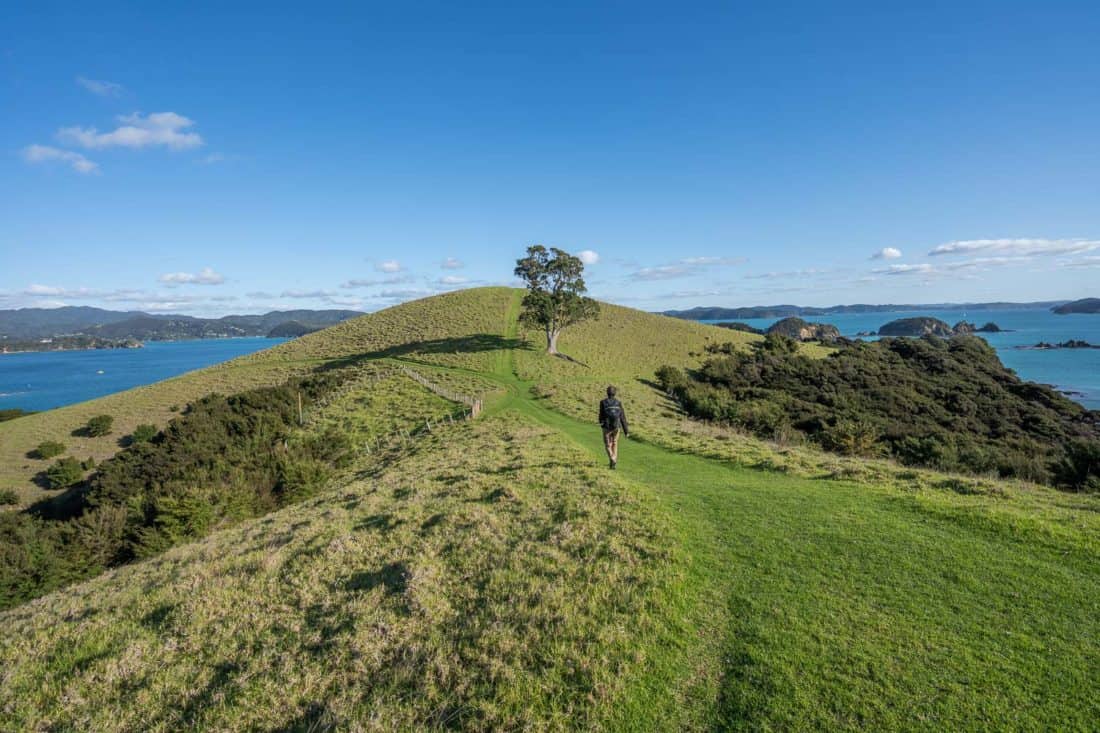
<box><xmin>0</xmin><ymin>306</ymin><xmax>362</xmax><ymax>342</ymax></box>
<box><xmin>1053</xmin><ymin>298</ymin><xmax>1100</xmax><ymax>314</ymax></box>
<box><xmin>665</xmin><ymin>300</ymin><xmax>1065</xmax><ymax>320</ymax></box>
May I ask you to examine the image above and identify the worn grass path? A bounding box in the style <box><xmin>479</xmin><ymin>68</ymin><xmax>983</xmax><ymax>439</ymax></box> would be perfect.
<box><xmin>388</xmin><ymin>292</ymin><xmax>1100</xmax><ymax>730</ymax></box>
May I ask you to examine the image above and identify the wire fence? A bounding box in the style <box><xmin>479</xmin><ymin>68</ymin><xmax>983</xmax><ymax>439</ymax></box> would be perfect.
<box><xmin>303</xmin><ymin>363</ymin><xmax>487</xmax><ymax>458</ymax></box>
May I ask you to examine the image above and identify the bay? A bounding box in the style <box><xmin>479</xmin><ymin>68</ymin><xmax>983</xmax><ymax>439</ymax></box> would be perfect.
<box><xmin>702</xmin><ymin>308</ymin><xmax>1100</xmax><ymax>410</ymax></box>
<box><xmin>0</xmin><ymin>337</ymin><xmax>286</xmax><ymax>412</ymax></box>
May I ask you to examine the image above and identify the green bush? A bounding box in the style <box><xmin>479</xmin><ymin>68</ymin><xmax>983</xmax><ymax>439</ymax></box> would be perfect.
<box><xmin>130</xmin><ymin>424</ymin><xmax>158</xmax><ymax>444</ymax></box>
<box><xmin>45</xmin><ymin>457</ymin><xmax>84</xmax><ymax>489</ymax></box>
<box><xmin>34</xmin><ymin>441</ymin><xmax>66</xmax><ymax>460</ymax></box>
<box><xmin>0</xmin><ymin>489</ymin><xmax>18</xmax><ymax>506</ymax></box>
<box><xmin>657</xmin><ymin>335</ymin><xmax>1100</xmax><ymax>489</ymax></box>
<box><xmin>85</xmin><ymin>414</ymin><xmax>114</xmax><ymax>437</ymax></box>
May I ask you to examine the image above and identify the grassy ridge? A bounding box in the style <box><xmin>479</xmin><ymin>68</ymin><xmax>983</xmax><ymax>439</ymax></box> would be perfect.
<box><xmin>0</xmin><ymin>288</ymin><xmax>517</xmax><ymax>506</ymax></box>
<box><xmin>1</xmin><ymin>413</ymin><xmax>687</xmax><ymax>731</ymax></box>
<box><xmin>2</xmin><ymin>287</ymin><xmax>1099</xmax><ymax>729</ymax></box>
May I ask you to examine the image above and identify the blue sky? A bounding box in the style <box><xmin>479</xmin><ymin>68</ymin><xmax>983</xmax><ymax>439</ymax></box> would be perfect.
<box><xmin>3</xmin><ymin>1</ymin><xmax>1099</xmax><ymax>315</ymax></box>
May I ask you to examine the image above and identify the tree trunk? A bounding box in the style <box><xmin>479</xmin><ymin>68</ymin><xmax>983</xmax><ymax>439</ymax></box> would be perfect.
<box><xmin>547</xmin><ymin>329</ymin><xmax>560</xmax><ymax>354</ymax></box>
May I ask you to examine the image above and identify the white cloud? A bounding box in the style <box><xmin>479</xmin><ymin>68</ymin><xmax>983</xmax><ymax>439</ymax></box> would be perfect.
<box><xmin>441</xmin><ymin>257</ymin><xmax>464</xmax><ymax>269</ymax></box>
<box><xmin>340</xmin><ymin>275</ymin><xmax>414</xmax><ymax>289</ymax></box>
<box><xmin>439</xmin><ymin>275</ymin><xmax>468</xmax><ymax>285</ymax></box>
<box><xmin>59</xmin><ymin>111</ymin><xmax>203</xmax><ymax>151</ymax></box>
<box><xmin>23</xmin><ymin>144</ymin><xmax>99</xmax><ymax>174</ymax></box>
<box><xmin>629</xmin><ymin>265</ymin><xmax>692</xmax><ymax>281</ymax></box>
<box><xmin>1064</xmin><ymin>255</ymin><xmax>1100</xmax><ymax>269</ymax></box>
<box><xmin>76</xmin><ymin>76</ymin><xmax>123</xmax><ymax>97</ymax></box>
<box><xmin>745</xmin><ymin>268</ymin><xmax>831</xmax><ymax>280</ymax></box>
<box><xmin>158</xmin><ymin>267</ymin><xmax>225</xmax><ymax>286</ymax></box>
<box><xmin>871</xmin><ymin>247</ymin><xmax>902</xmax><ymax>260</ymax></box>
<box><xmin>375</xmin><ymin>260</ymin><xmax>403</xmax><ymax>273</ymax></box>
<box><xmin>874</xmin><ymin>263</ymin><xmax>936</xmax><ymax>276</ymax></box>
<box><xmin>929</xmin><ymin>238</ymin><xmax>1100</xmax><ymax>257</ymax></box>
<box><xmin>680</xmin><ymin>256</ymin><xmax>743</xmax><ymax>266</ymax></box>
<box><xmin>577</xmin><ymin>250</ymin><xmax>600</xmax><ymax>265</ymax></box>
<box><xmin>280</xmin><ymin>289</ymin><xmax>338</xmax><ymax>299</ymax></box>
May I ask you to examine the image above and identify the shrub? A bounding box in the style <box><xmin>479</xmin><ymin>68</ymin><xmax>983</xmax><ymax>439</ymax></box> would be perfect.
<box><xmin>34</xmin><ymin>441</ymin><xmax>66</xmax><ymax>460</ymax></box>
<box><xmin>85</xmin><ymin>414</ymin><xmax>114</xmax><ymax>437</ymax></box>
<box><xmin>0</xmin><ymin>490</ymin><xmax>18</xmax><ymax>506</ymax></box>
<box><xmin>82</xmin><ymin>457</ymin><xmax>96</xmax><ymax>471</ymax></box>
<box><xmin>45</xmin><ymin>457</ymin><xmax>84</xmax><ymax>489</ymax></box>
<box><xmin>656</xmin><ymin>334</ymin><xmax>1100</xmax><ymax>488</ymax></box>
<box><xmin>130</xmin><ymin>424</ymin><xmax>158</xmax><ymax>444</ymax></box>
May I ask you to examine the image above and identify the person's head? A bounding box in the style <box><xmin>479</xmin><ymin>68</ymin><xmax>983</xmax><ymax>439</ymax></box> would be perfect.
<box><xmin>606</xmin><ymin>385</ymin><xmax>617</xmax><ymax>398</ymax></box>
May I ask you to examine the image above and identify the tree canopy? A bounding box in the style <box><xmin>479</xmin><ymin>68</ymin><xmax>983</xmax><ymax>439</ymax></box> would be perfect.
<box><xmin>514</xmin><ymin>245</ymin><xmax>599</xmax><ymax>354</ymax></box>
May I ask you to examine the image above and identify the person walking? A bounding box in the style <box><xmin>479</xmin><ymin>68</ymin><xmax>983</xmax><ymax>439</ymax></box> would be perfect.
<box><xmin>599</xmin><ymin>386</ymin><xmax>629</xmax><ymax>469</ymax></box>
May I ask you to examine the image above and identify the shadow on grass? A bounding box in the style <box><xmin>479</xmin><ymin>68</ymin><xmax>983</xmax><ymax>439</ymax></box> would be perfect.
<box><xmin>314</xmin><ymin>334</ymin><xmax>529</xmax><ymax>372</ymax></box>
<box><xmin>345</xmin><ymin>561</ymin><xmax>409</xmax><ymax>595</ymax></box>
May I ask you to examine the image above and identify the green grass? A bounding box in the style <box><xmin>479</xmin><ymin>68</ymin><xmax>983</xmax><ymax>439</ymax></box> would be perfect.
<box><xmin>2</xmin><ymin>286</ymin><xmax>1099</xmax><ymax>730</ymax></box>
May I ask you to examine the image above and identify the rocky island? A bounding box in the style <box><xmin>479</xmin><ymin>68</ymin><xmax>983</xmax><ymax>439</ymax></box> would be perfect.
<box><xmin>878</xmin><ymin>317</ymin><xmax>1004</xmax><ymax>337</ymax></box>
<box><xmin>1020</xmin><ymin>340</ymin><xmax>1100</xmax><ymax>350</ymax></box>
<box><xmin>766</xmin><ymin>317</ymin><xmax>841</xmax><ymax>342</ymax></box>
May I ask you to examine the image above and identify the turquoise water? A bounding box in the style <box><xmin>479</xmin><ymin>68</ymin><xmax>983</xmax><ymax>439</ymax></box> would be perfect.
<box><xmin>702</xmin><ymin>309</ymin><xmax>1100</xmax><ymax>410</ymax></box>
<box><xmin>0</xmin><ymin>338</ymin><xmax>286</xmax><ymax>412</ymax></box>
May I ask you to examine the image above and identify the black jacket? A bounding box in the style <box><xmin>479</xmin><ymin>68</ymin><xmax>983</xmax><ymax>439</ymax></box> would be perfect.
<box><xmin>599</xmin><ymin>397</ymin><xmax>629</xmax><ymax>434</ymax></box>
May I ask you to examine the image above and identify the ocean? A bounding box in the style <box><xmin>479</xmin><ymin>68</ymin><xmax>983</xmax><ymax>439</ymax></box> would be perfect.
<box><xmin>1</xmin><ymin>310</ymin><xmax>1097</xmax><ymax>413</ymax></box>
<box><xmin>700</xmin><ymin>308</ymin><xmax>1100</xmax><ymax>410</ymax></box>
<box><xmin>0</xmin><ymin>337</ymin><xmax>286</xmax><ymax>413</ymax></box>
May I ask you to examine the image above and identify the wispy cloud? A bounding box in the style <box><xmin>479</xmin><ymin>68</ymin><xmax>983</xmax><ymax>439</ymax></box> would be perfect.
<box><xmin>1062</xmin><ymin>255</ymin><xmax>1100</xmax><ymax>269</ymax></box>
<box><xmin>375</xmin><ymin>260</ymin><xmax>404</xmax><ymax>273</ymax></box>
<box><xmin>875</xmin><ymin>263</ymin><xmax>935</xmax><ymax>276</ymax></box>
<box><xmin>441</xmin><ymin>257</ymin><xmax>464</xmax><ymax>270</ymax></box>
<box><xmin>340</xmin><ymin>275</ymin><xmax>414</xmax><ymax>289</ymax></box>
<box><xmin>629</xmin><ymin>265</ymin><xmax>692</xmax><ymax>281</ymax></box>
<box><xmin>439</xmin><ymin>275</ymin><xmax>468</xmax><ymax>285</ymax></box>
<box><xmin>627</xmin><ymin>255</ymin><xmax>742</xmax><ymax>281</ymax></box>
<box><xmin>745</xmin><ymin>268</ymin><xmax>832</xmax><ymax>280</ymax></box>
<box><xmin>59</xmin><ymin>112</ymin><xmax>203</xmax><ymax>151</ymax></box>
<box><xmin>871</xmin><ymin>247</ymin><xmax>902</xmax><ymax>260</ymax></box>
<box><xmin>280</xmin><ymin>289</ymin><xmax>338</xmax><ymax>299</ymax></box>
<box><xmin>680</xmin><ymin>256</ymin><xmax>744</xmax><ymax>266</ymax></box>
<box><xmin>76</xmin><ymin>76</ymin><xmax>124</xmax><ymax>97</ymax></box>
<box><xmin>577</xmin><ymin>249</ymin><xmax>600</xmax><ymax>265</ymax></box>
<box><xmin>929</xmin><ymin>238</ymin><xmax>1100</xmax><ymax>257</ymax></box>
<box><xmin>158</xmin><ymin>267</ymin><xmax>225</xmax><ymax>286</ymax></box>
<box><xmin>23</xmin><ymin>144</ymin><xmax>98</xmax><ymax>174</ymax></box>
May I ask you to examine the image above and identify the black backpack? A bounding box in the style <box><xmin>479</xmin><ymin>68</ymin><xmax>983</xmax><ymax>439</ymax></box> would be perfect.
<box><xmin>601</xmin><ymin>399</ymin><xmax>623</xmax><ymax>431</ymax></box>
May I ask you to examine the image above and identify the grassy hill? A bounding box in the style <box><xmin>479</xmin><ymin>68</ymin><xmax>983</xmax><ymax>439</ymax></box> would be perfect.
<box><xmin>2</xmin><ymin>287</ymin><xmax>1099</xmax><ymax>730</ymax></box>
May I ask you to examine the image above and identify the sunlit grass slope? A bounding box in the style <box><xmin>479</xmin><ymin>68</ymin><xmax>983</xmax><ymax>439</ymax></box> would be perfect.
<box><xmin>0</xmin><ymin>413</ymin><xmax>691</xmax><ymax>731</ymax></box>
<box><xmin>0</xmin><ymin>288</ymin><xmax>516</xmax><ymax>505</ymax></box>
<box><xmin>2</xmin><ymin>287</ymin><xmax>1099</xmax><ymax>730</ymax></box>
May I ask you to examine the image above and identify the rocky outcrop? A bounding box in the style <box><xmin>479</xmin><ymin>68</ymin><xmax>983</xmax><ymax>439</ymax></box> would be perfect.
<box><xmin>953</xmin><ymin>321</ymin><xmax>1003</xmax><ymax>334</ymax></box>
<box><xmin>766</xmin><ymin>317</ymin><xmax>841</xmax><ymax>342</ymax></box>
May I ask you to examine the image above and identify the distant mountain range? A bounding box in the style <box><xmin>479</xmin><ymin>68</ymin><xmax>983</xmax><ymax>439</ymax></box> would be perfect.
<box><xmin>0</xmin><ymin>306</ymin><xmax>363</xmax><ymax>342</ymax></box>
<box><xmin>663</xmin><ymin>300</ymin><xmax>1069</xmax><ymax>321</ymax></box>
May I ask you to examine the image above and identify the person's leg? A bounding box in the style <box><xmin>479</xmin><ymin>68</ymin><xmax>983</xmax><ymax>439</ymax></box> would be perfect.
<box><xmin>608</xmin><ymin>429</ymin><xmax>619</xmax><ymax>467</ymax></box>
<box><xmin>603</xmin><ymin>428</ymin><xmax>614</xmax><ymax>466</ymax></box>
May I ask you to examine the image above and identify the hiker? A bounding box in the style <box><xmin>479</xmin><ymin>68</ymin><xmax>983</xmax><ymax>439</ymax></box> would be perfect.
<box><xmin>599</xmin><ymin>386</ymin><xmax>629</xmax><ymax>469</ymax></box>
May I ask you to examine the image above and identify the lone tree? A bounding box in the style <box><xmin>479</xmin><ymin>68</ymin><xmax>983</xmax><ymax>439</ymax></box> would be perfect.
<box><xmin>514</xmin><ymin>245</ymin><xmax>600</xmax><ymax>354</ymax></box>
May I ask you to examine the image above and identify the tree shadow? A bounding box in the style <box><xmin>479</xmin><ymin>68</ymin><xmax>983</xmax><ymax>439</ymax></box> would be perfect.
<box><xmin>344</xmin><ymin>561</ymin><xmax>409</xmax><ymax>595</ymax></box>
<box><xmin>26</xmin><ymin>480</ymin><xmax>88</xmax><ymax>520</ymax></box>
<box><xmin>553</xmin><ymin>352</ymin><xmax>589</xmax><ymax>368</ymax></box>
<box><xmin>315</xmin><ymin>334</ymin><xmax>528</xmax><ymax>372</ymax></box>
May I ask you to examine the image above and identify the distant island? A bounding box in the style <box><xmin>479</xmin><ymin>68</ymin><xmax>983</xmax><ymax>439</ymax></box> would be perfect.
<box><xmin>665</xmin><ymin>300</ymin><xmax>1065</xmax><ymax>321</ymax></box>
<box><xmin>1</xmin><ymin>335</ymin><xmax>142</xmax><ymax>354</ymax></box>
<box><xmin>0</xmin><ymin>306</ymin><xmax>362</xmax><ymax>351</ymax></box>
<box><xmin>877</xmin><ymin>318</ymin><xmax>1004</xmax><ymax>337</ymax></box>
<box><xmin>1019</xmin><ymin>340</ymin><xmax>1100</xmax><ymax>350</ymax></box>
<box><xmin>1052</xmin><ymin>298</ymin><xmax>1100</xmax><ymax>315</ymax></box>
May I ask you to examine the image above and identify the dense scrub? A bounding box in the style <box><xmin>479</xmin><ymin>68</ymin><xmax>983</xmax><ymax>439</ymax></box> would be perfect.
<box><xmin>657</xmin><ymin>334</ymin><xmax>1100</xmax><ymax>490</ymax></box>
<box><xmin>0</xmin><ymin>374</ymin><xmax>353</xmax><ymax>610</ymax></box>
